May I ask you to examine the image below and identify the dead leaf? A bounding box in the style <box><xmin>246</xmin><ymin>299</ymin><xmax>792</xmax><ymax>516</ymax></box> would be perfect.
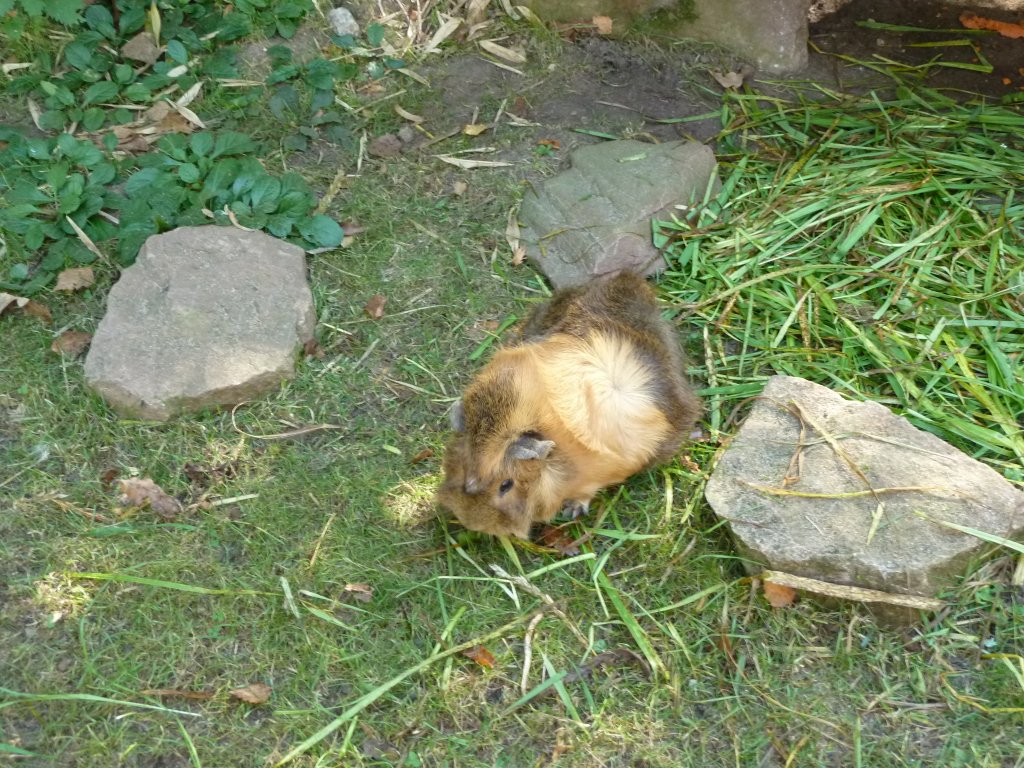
<box><xmin>505</xmin><ymin>206</ymin><xmax>523</xmax><ymax>265</ymax></box>
<box><xmin>761</xmin><ymin>570</ymin><xmax>944</xmax><ymax>611</ymax></box>
<box><xmin>54</xmin><ymin>267</ymin><xmax>95</xmax><ymax>292</ymax></box>
<box><xmin>592</xmin><ymin>15</ymin><xmax>613</xmax><ymax>35</ymax></box>
<box><xmin>183</xmin><ymin>459</ymin><xmax>239</xmax><ymax>489</ymax></box>
<box><xmin>140</xmin><ymin>688</ymin><xmax>215</xmax><ymax>700</ymax></box>
<box><xmin>538</xmin><ymin>524</ymin><xmax>583</xmax><ymax>556</ymax></box>
<box><xmin>0</xmin><ymin>292</ymin><xmax>28</xmax><ymax>315</ymax></box>
<box><xmin>452</xmin><ymin>180</ymin><xmax>468</xmax><ymax>196</ymax></box>
<box><xmin>100</xmin><ymin>467</ymin><xmax>120</xmax><ymax>491</ymax></box>
<box><xmin>711</xmin><ymin>70</ymin><xmax>745</xmax><ymax>90</ymax></box>
<box><xmin>479</xmin><ymin>39</ymin><xmax>526</xmax><ymax>64</ymax></box>
<box><xmin>343</xmin><ymin>583</ymin><xmax>373</xmax><ymax>602</ymax></box>
<box><xmin>368</xmin><ymin>133</ymin><xmax>403</xmax><ymax>158</ymax></box>
<box><xmin>960</xmin><ymin>12</ymin><xmax>1024</xmax><ymax>38</ymax></box>
<box><xmin>763</xmin><ymin>580</ymin><xmax>798</xmax><ymax>608</ymax></box>
<box><xmin>394</xmin><ymin>104</ymin><xmax>424</xmax><ymax>123</ymax></box>
<box><xmin>410</xmin><ymin>448</ymin><xmax>434</xmax><ymax>464</ymax></box>
<box><xmin>121</xmin><ymin>31</ymin><xmax>162</xmax><ymax>65</ymax></box>
<box><xmin>423</xmin><ymin>17</ymin><xmax>463</xmax><ymax>54</ymax></box>
<box><xmin>303</xmin><ymin>338</ymin><xmax>325</xmax><ymax>359</ymax></box>
<box><xmin>467</xmin><ymin>0</ymin><xmax>491</xmax><ymax>27</ymax></box>
<box><xmin>435</xmin><ymin>154</ymin><xmax>512</xmax><ymax>169</ymax></box>
<box><xmin>2</xmin><ymin>294</ymin><xmax>53</xmax><ymax>324</ymax></box>
<box><xmin>463</xmin><ymin>123</ymin><xmax>489</xmax><ymax>136</ymax></box>
<box><xmin>462</xmin><ymin>645</ymin><xmax>495</xmax><ymax>668</ymax></box>
<box><xmin>536</xmin><ymin>138</ymin><xmax>560</xmax><ymax>150</ymax></box>
<box><xmin>117</xmin><ymin>477</ymin><xmax>183</xmax><ymax>520</ymax></box>
<box><xmin>51</xmin><ymin>330</ymin><xmax>92</xmax><ymax>358</ymax></box>
<box><xmin>364</xmin><ymin>294</ymin><xmax>387</xmax><ymax>319</ymax></box>
<box><xmin>229</xmin><ymin>683</ymin><xmax>271</xmax><ymax>704</ymax></box>
<box><xmin>177</xmin><ymin>81</ymin><xmax>203</xmax><ymax>109</ymax></box>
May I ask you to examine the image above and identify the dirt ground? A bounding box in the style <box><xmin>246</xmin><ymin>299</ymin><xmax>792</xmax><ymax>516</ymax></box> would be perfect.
<box><xmin>419</xmin><ymin>0</ymin><xmax>1021</xmax><ymax>164</ymax></box>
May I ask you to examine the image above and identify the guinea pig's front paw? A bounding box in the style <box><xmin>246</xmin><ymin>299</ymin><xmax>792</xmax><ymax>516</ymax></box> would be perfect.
<box><xmin>560</xmin><ymin>499</ymin><xmax>590</xmax><ymax>520</ymax></box>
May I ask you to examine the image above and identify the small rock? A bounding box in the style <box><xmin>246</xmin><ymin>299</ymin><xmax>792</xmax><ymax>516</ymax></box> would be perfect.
<box><xmin>84</xmin><ymin>226</ymin><xmax>316</xmax><ymax>421</ymax></box>
<box><xmin>328</xmin><ymin>6</ymin><xmax>360</xmax><ymax>38</ymax></box>
<box><xmin>518</xmin><ymin>139</ymin><xmax>719</xmax><ymax>289</ymax></box>
<box><xmin>705</xmin><ymin>376</ymin><xmax>1024</xmax><ymax>615</ymax></box>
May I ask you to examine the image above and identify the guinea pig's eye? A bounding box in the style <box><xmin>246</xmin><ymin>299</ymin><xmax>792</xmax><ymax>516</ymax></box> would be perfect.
<box><xmin>498</xmin><ymin>479</ymin><xmax>514</xmax><ymax>496</ymax></box>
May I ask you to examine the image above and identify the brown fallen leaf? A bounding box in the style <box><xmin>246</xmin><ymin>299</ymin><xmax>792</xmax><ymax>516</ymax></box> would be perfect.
<box><xmin>364</xmin><ymin>294</ymin><xmax>387</xmax><ymax>319</ymax></box>
<box><xmin>55</xmin><ymin>267</ymin><xmax>95</xmax><ymax>292</ymax></box>
<box><xmin>2</xmin><ymin>294</ymin><xmax>53</xmax><ymax>324</ymax></box>
<box><xmin>463</xmin><ymin>123</ymin><xmax>489</xmax><ymax>136</ymax></box>
<box><xmin>229</xmin><ymin>682</ymin><xmax>271</xmax><ymax>705</ymax></box>
<box><xmin>368</xmin><ymin>133</ymin><xmax>403</xmax><ymax>158</ymax></box>
<box><xmin>763</xmin><ymin>580</ymin><xmax>798</xmax><ymax>608</ymax></box>
<box><xmin>960</xmin><ymin>12</ymin><xmax>1024</xmax><ymax>38</ymax></box>
<box><xmin>303</xmin><ymin>338</ymin><xmax>325</xmax><ymax>359</ymax></box>
<box><xmin>118</xmin><ymin>477</ymin><xmax>183</xmax><ymax>520</ymax></box>
<box><xmin>0</xmin><ymin>292</ymin><xmax>28</xmax><ymax>315</ymax></box>
<box><xmin>343</xmin><ymin>583</ymin><xmax>373</xmax><ymax>602</ymax></box>
<box><xmin>463</xmin><ymin>645</ymin><xmax>495</xmax><ymax>668</ymax></box>
<box><xmin>140</xmin><ymin>688</ymin><xmax>215</xmax><ymax>701</ymax></box>
<box><xmin>537</xmin><ymin>524</ymin><xmax>583</xmax><ymax>556</ymax></box>
<box><xmin>51</xmin><ymin>330</ymin><xmax>92</xmax><ymax>358</ymax></box>
<box><xmin>536</xmin><ymin>138</ymin><xmax>560</xmax><ymax>150</ymax></box>
<box><xmin>121</xmin><ymin>31</ymin><xmax>162</xmax><ymax>65</ymax></box>
<box><xmin>100</xmin><ymin>467</ymin><xmax>120</xmax><ymax>491</ymax></box>
<box><xmin>592</xmin><ymin>15</ymin><xmax>613</xmax><ymax>35</ymax></box>
<box><xmin>23</xmin><ymin>300</ymin><xmax>53</xmax><ymax>323</ymax></box>
<box><xmin>410</xmin><ymin>447</ymin><xmax>434</xmax><ymax>464</ymax></box>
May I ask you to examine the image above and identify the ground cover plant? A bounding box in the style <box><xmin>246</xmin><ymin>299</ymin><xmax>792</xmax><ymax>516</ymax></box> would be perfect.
<box><xmin>3</xmin><ymin>2</ymin><xmax>1024</xmax><ymax>766</ymax></box>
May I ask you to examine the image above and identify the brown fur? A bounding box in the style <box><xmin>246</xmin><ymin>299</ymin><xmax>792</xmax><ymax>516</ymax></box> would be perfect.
<box><xmin>437</xmin><ymin>271</ymin><xmax>702</xmax><ymax>538</ymax></box>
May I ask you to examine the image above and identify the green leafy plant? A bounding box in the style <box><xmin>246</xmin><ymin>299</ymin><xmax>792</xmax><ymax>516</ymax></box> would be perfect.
<box><xmin>0</xmin><ymin>0</ymin><xmax>84</xmax><ymax>27</ymax></box>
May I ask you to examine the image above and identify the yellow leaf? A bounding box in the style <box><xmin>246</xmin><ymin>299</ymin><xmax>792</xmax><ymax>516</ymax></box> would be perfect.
<box><xmin>147</xmin><ymin>0</ymin><xmax>161</xmax><ymax>46</ymax></box>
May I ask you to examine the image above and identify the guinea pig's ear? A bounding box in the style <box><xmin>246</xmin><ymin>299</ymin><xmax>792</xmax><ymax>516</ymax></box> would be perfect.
<box><xmin>509</xmin><ymin>433</ymin><xmax>555</xmax><ymax>460</ymax></box>
<box><xmin>450</xmin><ymin>399</ymin><xmax>465</xmax><ymax>432</ymax></box>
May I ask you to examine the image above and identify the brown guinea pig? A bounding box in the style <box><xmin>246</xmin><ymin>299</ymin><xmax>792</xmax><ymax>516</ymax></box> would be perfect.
<box><xmin>436</xmin><ymin>271</ymin><xmax>702</xmax><ymax>539</ymax></box>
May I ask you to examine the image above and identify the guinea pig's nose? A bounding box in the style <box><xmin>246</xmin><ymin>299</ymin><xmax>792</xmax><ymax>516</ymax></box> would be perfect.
<box><xmin>464</xmin><ymin>476</ymin><xmax>482</xmax><ymax>494</ymax></box>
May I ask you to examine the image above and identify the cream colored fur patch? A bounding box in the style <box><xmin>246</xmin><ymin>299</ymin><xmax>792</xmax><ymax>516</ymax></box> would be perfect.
<box><xmin>537</xmin><ymin>333</ymin><xmax>670</xmax><ymax>461</ymax></box>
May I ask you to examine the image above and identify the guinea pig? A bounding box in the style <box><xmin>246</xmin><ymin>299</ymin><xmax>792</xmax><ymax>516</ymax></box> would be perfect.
<box><xmin>436</xmin><ymin>271</ymin><xmax>702</xmax><ymax>539</ymax></box>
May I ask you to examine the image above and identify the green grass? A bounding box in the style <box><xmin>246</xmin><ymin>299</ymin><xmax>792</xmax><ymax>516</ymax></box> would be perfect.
<box><xmin>3</xmin><ymin>11</ymin><xmax>1024</xmax><ymax>768</ymax></box>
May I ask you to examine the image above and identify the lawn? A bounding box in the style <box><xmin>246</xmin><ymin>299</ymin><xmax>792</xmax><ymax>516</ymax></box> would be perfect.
<box><xmin>2</xmin><ymin>3</ymin><xmax>1023</xmax><ymax>766</ymax></box>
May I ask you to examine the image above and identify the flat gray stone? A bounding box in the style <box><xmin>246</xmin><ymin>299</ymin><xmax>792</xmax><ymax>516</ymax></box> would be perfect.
<box><xmin>705</xmin><ymin>376</ymin><xmax>1024</xmax><ymax>602</ymax></box>
<box><xmin>518</xmin><ymin>140</ymin><xmax>719</xmax><ymax>290</ymax></box>
<box><xmin>327</xmin><ymin>7</ymin><xmax>360</xmax><ymax>37</ymax></box>
<box><xmin>84</xmin><ymin>226</ymin><xmax>315</xmax><ymax>420</ymax></box>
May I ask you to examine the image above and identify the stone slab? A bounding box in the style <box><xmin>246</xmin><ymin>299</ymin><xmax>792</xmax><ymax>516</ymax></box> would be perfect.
<box><xmin>84</xmin><ymin>226</ymin><xmax>316</xmax><ymax>420</ymax></box>
<box><xmin>705</xmin><ymin>376</ymin><xmax>1024</xmax><ymax>600</ymax></box>
<box><xmin>518</xmin><ymin>139</ymin><xmax>719</xmax><ymax>290</ymax></box>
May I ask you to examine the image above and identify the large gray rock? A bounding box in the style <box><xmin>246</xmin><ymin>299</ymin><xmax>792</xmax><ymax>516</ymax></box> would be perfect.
<box><xmin>705</xmin><ymin>376</ymin><xmax>1024</xmax><ymax>601</ymax></box>
<box><xmin>677</xmin><ymin>0</ymin><xmax>810</xmax><ymax>74</ymax></box>
<box><xmin>518</xmin><ymin>140</ymin><xmax>718</xmax><ymax>290</ymax></box>
<box><xmin>85</xmin><ymin>226</ymin><xmax>315</xmax><ymax>420</ymax></box>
